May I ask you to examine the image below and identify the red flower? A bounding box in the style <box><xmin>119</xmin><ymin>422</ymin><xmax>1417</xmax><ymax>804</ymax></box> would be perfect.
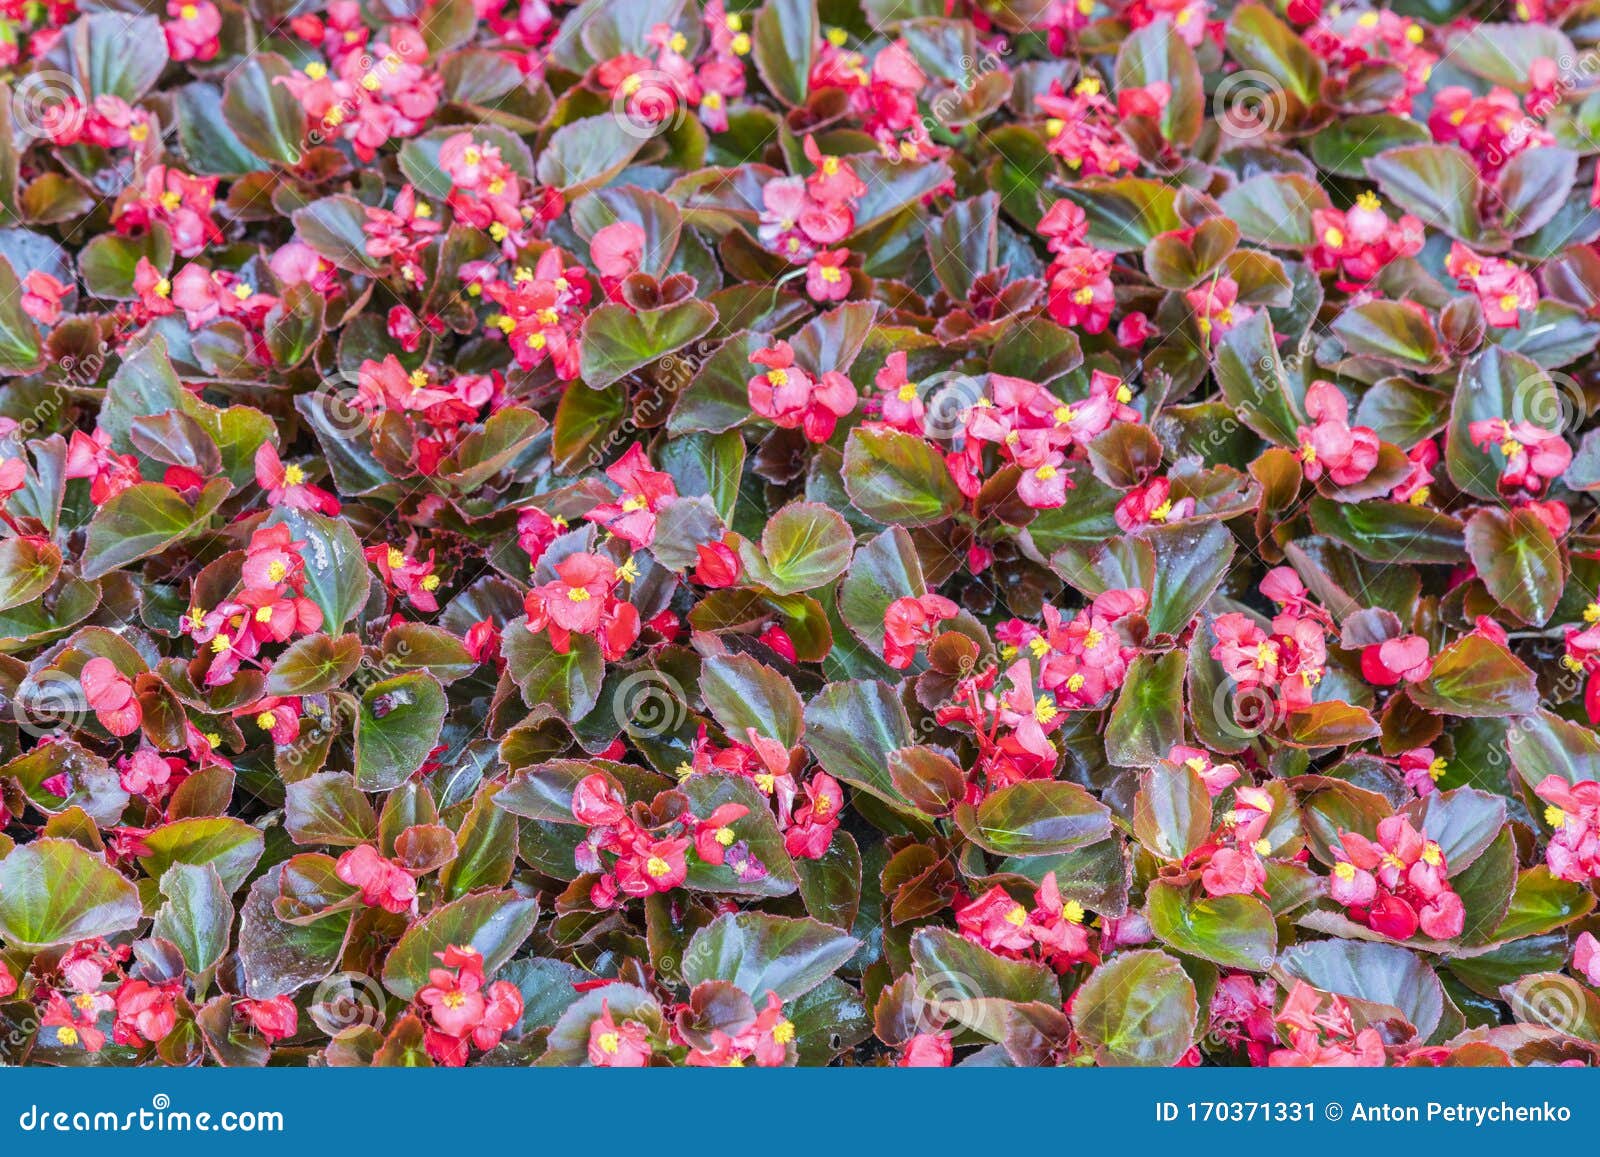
<box><xmin>693</xmin><ymin>803</ymin><xmax>750</xmax><ymax>866</ymax></box>
<box><xmin>81</xmin><ymin>657</ymin><xmax>141</xmax><ymax>737</ymax></box>
<box><xmin>692</xmin><ymin>538</ymin><xmax>742</xmax><ymax>587</ymax></box>
<box><xmin>112</xmin><ymin>979</ymin><xmax>178</xmax><ymax>1046</ymax></box>
<box><xmin>583</xmin><ymin>443</ymin><xmax>678</xmax><ymax>548</ymax></box>
<box><xmin>335</xmin><ymin>844</ymin><xmax>418</xmax><ymax>914</ymax></box>
<box><xmin>255</xmin><ymin>442</ymin><xmax>340</xmax><ymax>515</ymax></box>
<box><xmin>587</xmin><ymin>1000</ymin><xmax>653</xmax><ymax>1067</ymax></box>
<box><xmin>1361</xmin><ymin>634</ymin><xmax>1432</xmax><ymax>687</ymax></box>
<box><xmin>883</xmin><ymin>593</ymin><xmax>960</xmax><ymax>668</ymax></box>
<box><xmin>748</xmin><ymin>341</ymin><xmax>857</xmax><ymax>443</ymax></box>
<box><xmin>238</xmin><ymin>995</ymin><xmax>298</xmax><ymax>1042</ymax></box>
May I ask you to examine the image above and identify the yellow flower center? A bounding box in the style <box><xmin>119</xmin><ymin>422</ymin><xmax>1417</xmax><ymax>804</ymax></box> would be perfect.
<box><xmin>267</xmin><ymin>560</ymin><xmax>287</xmax><ymax>583</ymax></box>
<box><xmin>567</xmin><ymin>587</ymin><xmax>591</xmax><ymax>602</ymax></box>
<box><xmin>598</xmin><ymin>1031</ymin><xmax>620</xmax><ymax>1054</ymax></box>
<box><xmin>282</xmin><ymin>463</ymin><xmax>306</xmax><ymax>486</ymax></box>
<box><xmin>645</xmin><ymin>856</ymin><xmax>671</xmax><ymax>878</ymax></box>
<box><xmin>257</xmin><ymin>711</ymin><xmax>277</xmax><ymax>730</ymax></box>
<box><xmin>767</xmin><ymin>368</ymin><xmax>788</xmax><ymax>386</ymax></box>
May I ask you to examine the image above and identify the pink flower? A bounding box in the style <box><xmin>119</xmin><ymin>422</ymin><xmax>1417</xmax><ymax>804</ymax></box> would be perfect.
<box><xmin>692</xmin><ymin>539</ymin><xmax>742</xmax><ymax>587</ymax></box>
<box><xmin>81</xmin><ymin>657</ymin><xmax>141</xmax><ymax>737</ymax></box>
<box><xmin>582</xmin><ymin>443</ymin><xmax>678</xmax><ymax>548</ymax></box>
<box><xmin>805</xmin><ymin>248</ymin><xmax>852</xmax><ymax>302</ymax></box>
<box><xmin>589</xmin><ymin>221</ymin><xmax>647</xmax><ymax>281</ymax></box>
<box><xmin>1186</xmin><ymin>276</ymin><xmax>1252</xmax><ymax>343</ymax></box>
<box><xmin>1446</xmin><ymin>243</ymin><xmax>1538</xmax><ymax>327</ymax></box>
<box><xmin>1047</xmin><ymin>247</ymin><xmax>1115</xmax><ymax>333</ymax></box>
<box><xmin>1467</xmin><ymin>418</ymin><xmax>1570</xmax><ymax>496</ymax></box>
<box><xmin>163</xmin><ymin>0</ymin><xmax>222</xmax><ymax>62</ymax></box>
<box><xmin>1534</xmin><ymin>776</ymin><xmax>1600</xmax><ymax>883</ymax></box>
<box><xmin>335</xmin><ymin>844</ymin><xmax>418</xmax><ymax>914</ymax></box>
<box><xmin>1297</xmin><ymin>380</ymin><xmax>1379</xmax><ymax>486</ymax></box>
<box><xmin>1574</xmin><ymin>931</ymin><xmax>1600</xmax><ymax>986</ymax></box>
<box><xmin>238</xmin><ymin>995</ymin><xmax>298</xmax><ymax>1042</ymax></box>
<box><xmin>1360</xmin><ymin>635</ymin><xmax>1432</xmax><ymax>686</ymax></box>
<box><xmin>1115</xmin><ymin>476</ymin><xmax>1194</xmax><ymax>531</ymax></box>
<box><xmin>255</xmin><ymin>442</ymin><xmax>340</xmax><ymax>515</ymax></box>
<box><xmin>21</xmin><ymin>272</ymin><xmax>68</xmax><ymax>326</ymax></box>
<box><xmin>747</xmin><ymin>341</ymin><xmax>857</xmax><ymax>442</ymax></box>
<box><xmin>883</xmin><ymin>593</ymin><xmax>960</xmax><ymax>668</ymax></box>
<box><xmin>112</xmin><ymin>979</ymin><xmax>178</xmax><ymax>1046</ymax></box>
<box><xmin>899</xmin><ymin>1032</ymin><xmax>953</xmax><ymax>1067</ymax></box>
<box><xmin>587</xmin><ymin>1000</ymin><xmax>653</xmax><ymax>1067</ymax></box>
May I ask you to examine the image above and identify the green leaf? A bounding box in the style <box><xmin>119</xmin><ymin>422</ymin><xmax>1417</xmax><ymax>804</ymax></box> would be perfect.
<box><xmin>1115</xmin><ymin>19</ymin><xmax>1203</xmax><ymax>146</ymax></box>
<box><xmin>1059</xmin><ymin>178</ymin><xmax>1180</xmax><ymax>252</ymax></box>
<box><xmin>502</xmin><ymin>621</ymin><xmax>604</xmax><ymax>723</ymax></box>
<box><xmin>1277</xmin><ymin>938</ymin><xmax>1444</xmax><ymax>1039</ymax></box>
<box><xmin>267</xmin><ymin>632</ymin><xmax>363</xmax><ymax>696</ymax></box>
<box><xmin>1489</xmin><ymin>867</ymin><xmax>1597</xmax><ymax>941</ymax></box>
<box><xmin>1217</xmin><ymin>174</ymin><xmax>1328</xmax><ymax>249</ymax></box>
<box><xmin>1330</xmin><ymin>299</ymin><xmax>1442</xmax><ymax>369</ymax></box>
<box><xmin>954</xmin><ymin>780</ymin><xmax>1112</xmax><ymax>856</ymax></box>
<box><xmin>0</xmin><ymin>536</ymin><xmax>61</xmax><ymax>613</ymax></box>
<box><xmin>1134</xmin><ymin>763</ymin><xmax>1212</xmax><ymax>860</ymax></box>
<box><xmin>701</xmin><ymin>652</ymin><xmax>804</xmax><ymax>748</ymax></box>
<box><xmin>1410</xmin><ymin>635</ymin><xmax>1539</xmax><ymax>718</ymax></box>
<box><xmin>1147</xmin><ymin>885</ymin><xmax>1278</xmax><ymax>970</ymax></box>
<box><xmin>355</xmin><ymin>673</ymin><xmax>448</xmax><ymax>792</ymax></box>
<box><xmin>221</xmin><ymin>54</ymin><xmax>305</xmax><ymax>166</ymax></box>
<box><xmin>535</xmin><ymin>116</ymin><xmax>644</xmax><ymax>196</ymax></box>
<box><xmin>1310</xmin><ymin>114</ymin><xmax>1431</xmax><ymax>179</ymax></box>
<box><xmin>1308</xmin><ymin>497</ymin><xmax>1467</xmax><ymax>564</ymax></box>
<box><xmin>266</xmin><ymin>508</ymin><xmax>372</xmax><ymax>633</ymax></box>
<box><xmin>138</xmin><ymin>816</ymin><xmax>265</xmax><ymax>893</ymax></box>
<box><xmin>843</xmin><ymin>426</ymin><xmax>963</xmax><ymax>526</ymax></box>
<box><xmin>80</xmin><ymin>479</ymin><xmax>229</xmax><ymax>579</ymax></box>
<box><xmin>1224</xmin><ymin>3</ymin><xmax>1323</xmax><ymax>110</ymax></box>
<box><xmin>1073</xmin><ymin>949</ymin><xmax>1197</xmax><ymax>1065</ymax></box>
<box><xmin>284</xmin><ymin>772</ymin><xmax>378</xmax><ymax>846</ymax></box>
<box><xmin>803</xmin><ymin>679</ymin><xmax>914</xmax><ymax>807</ymax></box>
<box><xmin>291</xmin><ymin>195</ymin><xmax>384</xmax><ymax>274</ymax></box>
<box><xmin>908</xmin><ymin>926</ymin><xmax>1060</xmax><ymax>1040</ymax></box>
<box><xmin>153</xmin><ymin>863</ymin><xmax>232</xmax><ymax>973</ymax></box>
<box><xmin>1368</xmin><ymin>145</ymin><xmax>1498</xmax><ymax>248</ymax></box>
<box><xmin>439</xmin><ymin>785</ymin><xmax>518</xmax><ymax>900</ymax></box>
<box><xmin>579</xmin><ymin>301</ymin><xmax>716</xmax><ymax>390</ymax></box>
<box><xmin>742</xmin><ymin>501</ymin><xmax>853</xmax><ymax>595</ymax></box>
<box><xmin>752</xmin><ymin>0</ymin><xmax>817</xmax><ymax>107</ymax></box>
<box><xmin>382</xmin><ymin>891</ymin><xmax>540</xmax><ymax>999</ymax></box>
<box><xmin>1212</xmin><ymin>312</ymin><xmax>1303</xmax><ymax>445</ymax></box>
<box><xmin>1465</xmin><ymin>506</ymin><xmax>1565</xmax><ymax>625</ymax></box>
<box><xmin>237</xmin><ymin>866</ymin><xmax>352</xmax><ymax>998</ymax></box>
<box><xmin>0</xmin><ymin>839</ymin><xmax>142</xmax><ymax>949</ymax></box>
<box><xmin>682</xmin><ymin>912</ymin><xmax>858</xmax><ymax>1002</ymax></box>
<box><xmin>1105</xmin><ymin>651</ymin><xmax>1186</xmax><ymax>766</ymax></box>
<box><xmin>1508</xmin><ymin>709</ymin><xmax>1600</xmax><ymax>789</ymax></box>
